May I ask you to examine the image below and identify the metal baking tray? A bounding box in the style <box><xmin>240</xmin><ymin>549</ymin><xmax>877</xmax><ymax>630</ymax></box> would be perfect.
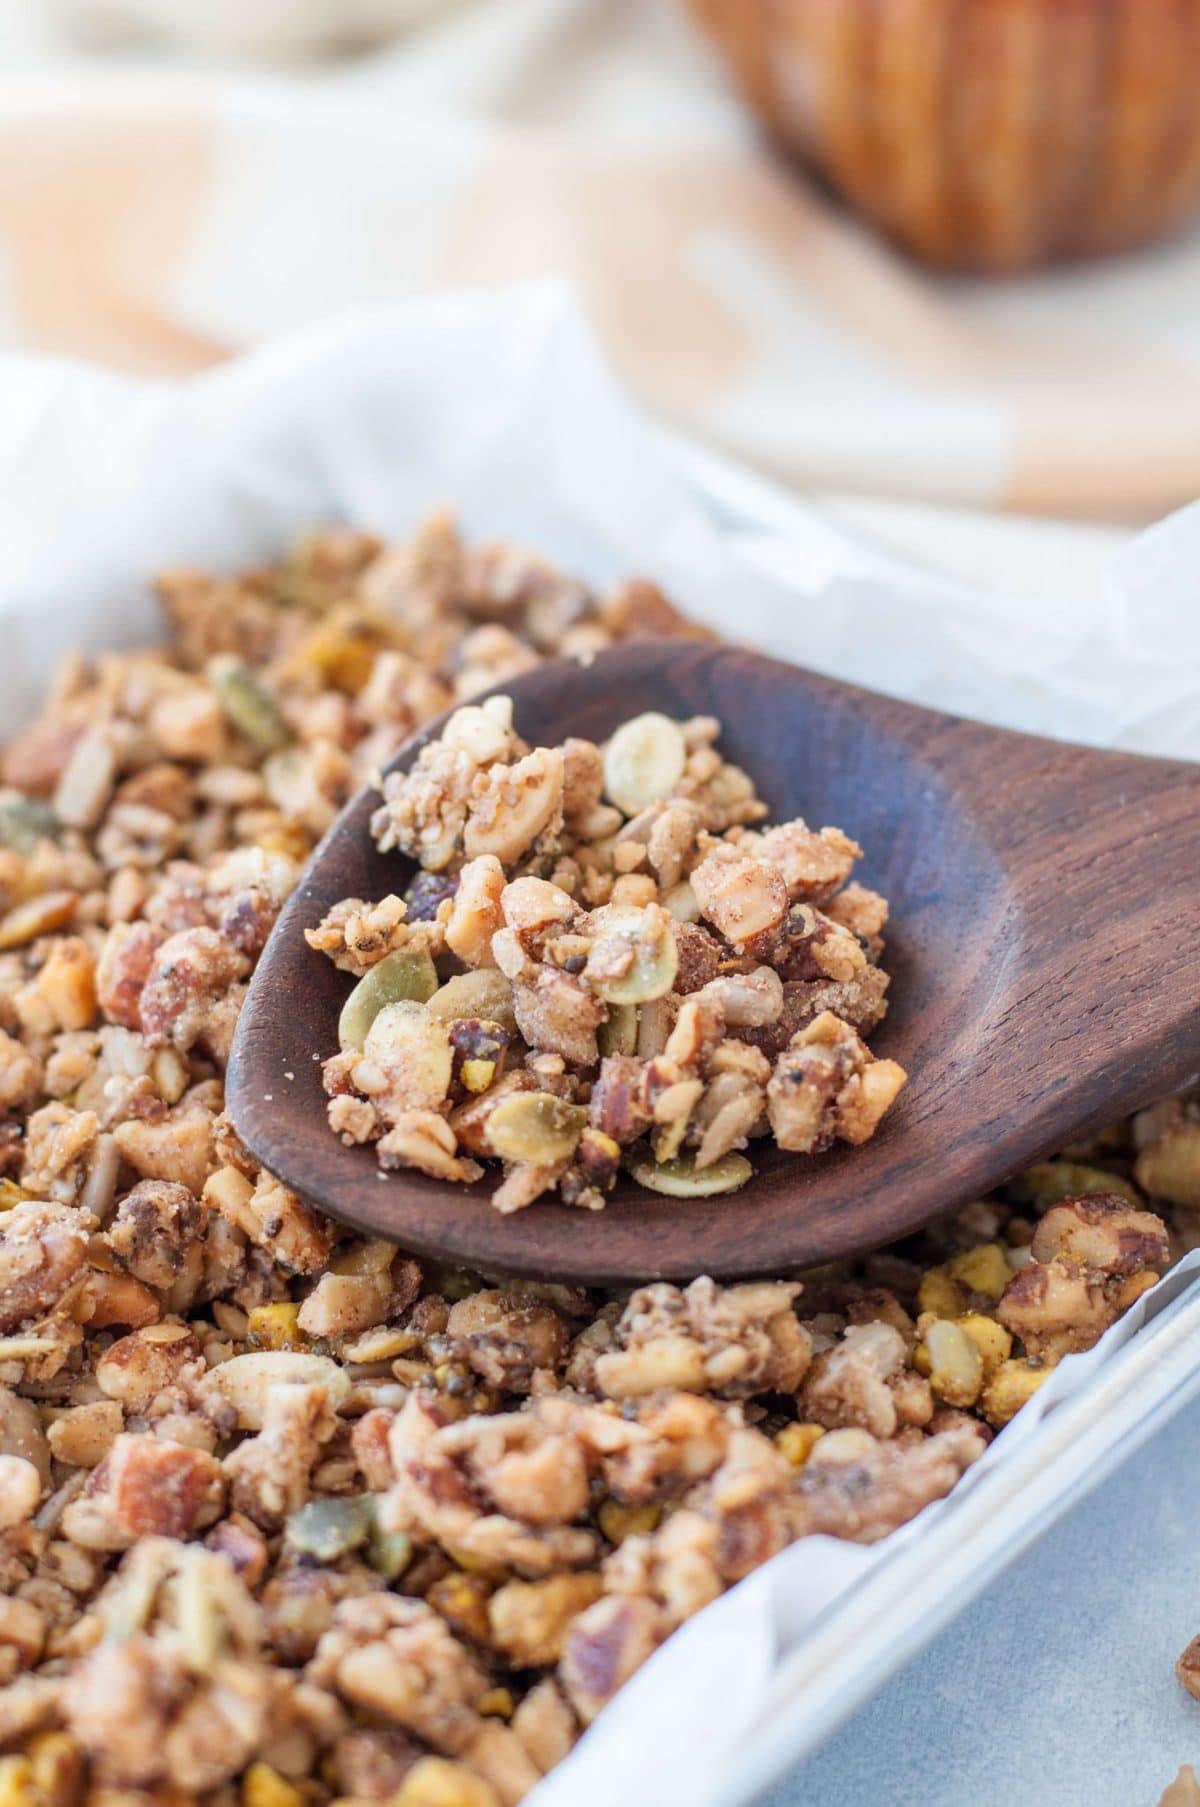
<box><xmin>666</xmin><ymin>430</ymin><xmax>1200</xmax><ymax>1806</ymax></box>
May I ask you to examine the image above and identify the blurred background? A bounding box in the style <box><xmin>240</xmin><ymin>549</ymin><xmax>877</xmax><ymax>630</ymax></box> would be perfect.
<box><xmin>1</xmin><ymin>7</ymin><xmax>1199</xmax><ymax>1806</ymax></box>
<box><xmin>2</xmin><ymin>0</ymin><xmax>1200</xmax><ymax>605</ymax></box>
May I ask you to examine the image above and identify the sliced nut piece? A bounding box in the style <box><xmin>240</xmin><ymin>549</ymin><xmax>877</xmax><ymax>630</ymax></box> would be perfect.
<box><xmin>0</xmin><ymin>1454</ymin><xmax>41</xmax><ymax>1528</ymax></box>
<box><xmin>603</xmin><ymin>712</ymin><xmax>686</xmax><ymax>816</ymax></box>
<box><xmin>690</xmin><ymin>852</ymin><xmax>787</xmax><ymax>946</ymax></box>
<box><xmin>0</xmin><ymin>890</ymin><xmax>76</xmax><ymax>951</ymax></box>
<box><xmin>464</xmin><ymin>746</ymin><xmax>564</xmax><ymax>866</ymax></box>
<box><xmin>206</xmin><ymin>1351</ymin><xmax>351</xmax><ymax>1429</ymax></box>
<box><xmin>444</xmin><ymin>854</ymin><xmax>505</xmax><ymax>969</ymax></box>
<box><xmin>208</xmin><ymin>655</ymin><xmax>291</xmax><ymax>753</ymax></box>
<box><xmin>426</xmin><ymin>968</ymin><xmax>518</xmax><ymax>1035</ymax></box>
<box><xmin>338</xmin><ymin>947</ymin><xmax>439</xmax><ymax>1051</ymax></box>
<box><xmin>53</xmin><ymin>727</ymin><xmax>118</xmax><ymax>831</ymax></box>
<box><xmin>628</xmin><ymin>1148</ymin><xmax>753</xmax><ymax>1197</ymax></box>
<box><xmin>358</xmin><ymin>1001</ymin><xmax>453</xmax><ymax>1114</ymax></box>
<box><xmin>486</xmin><ymin>1092</ymin><xmax>587</xmax><ymax>1165</ymax></box>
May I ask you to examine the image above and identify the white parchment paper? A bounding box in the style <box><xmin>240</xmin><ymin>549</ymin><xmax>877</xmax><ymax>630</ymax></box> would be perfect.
<box><xmin>0</xmin><ymin>285</ymin><xmax>1195</xmax><ymax>1807</ymax></box>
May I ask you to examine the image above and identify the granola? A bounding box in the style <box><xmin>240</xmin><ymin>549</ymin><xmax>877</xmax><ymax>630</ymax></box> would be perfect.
<box><xmin>0</xmin><ymin>513</ymin><xmax>1188</xmax><ymax>1807</ymax></box>
<box><xmin>315</xmin><ymin>698</ymin><xmax>907</xmax><ymax>1211</ymax></box>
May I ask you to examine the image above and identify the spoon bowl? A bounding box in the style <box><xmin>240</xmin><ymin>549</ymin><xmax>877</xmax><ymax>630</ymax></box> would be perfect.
<box><xmin>227</xmin><ymin>639</ymin><xmax>1200</xmax><ymax>1284</ymax></box>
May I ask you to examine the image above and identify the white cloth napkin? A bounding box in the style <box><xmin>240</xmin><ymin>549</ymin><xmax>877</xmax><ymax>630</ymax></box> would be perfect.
<box><xmin>3</xmin><ymin>0</ymin><xmax>1200</xmax><ymax>519</ymax></box>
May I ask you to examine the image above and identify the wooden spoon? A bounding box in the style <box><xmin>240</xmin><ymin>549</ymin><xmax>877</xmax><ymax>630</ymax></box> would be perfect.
<box><xmin>227</xmin><ymin>638</ymin><xmax>1200</xmax><ymax>1285</ymax></box>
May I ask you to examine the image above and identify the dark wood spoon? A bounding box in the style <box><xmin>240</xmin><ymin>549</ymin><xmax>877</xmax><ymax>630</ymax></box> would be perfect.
<box><xmin>227</xmin><ymin>638</ymin><xmax>1200</xmax><ymax>1285</ymax></box>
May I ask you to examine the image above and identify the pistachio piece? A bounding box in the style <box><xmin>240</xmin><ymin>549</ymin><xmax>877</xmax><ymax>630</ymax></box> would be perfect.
<box><xmin>486</xmin><ymin>1092</ymin><xmax>587</xmax><ymax>1165</ymax></box>
<box><xmin>603</xmin><ymin>712</ymin><xmax>686</xmax><ymax>816</ymax></box>
<box><xmin>448</xmin><ymin>1018</ymin><xmax>510</xmax><ymax>1094</ymax></box>
<box><xmin>208</xmin><ymin>655</ymin><xmax>291</xmax><ymax>754</ymax></box>
<box><xmin>286</xmin><ymin>1494</ymin><xmax>373</xmax><ymax>1562</ymax></box>
<box><xmin>426</xmin><ymin>969</ymin><xmax>518</xmax><ymax>1034</ymax></box>
<box><xmin>338</xmin><ymin>947</ymin><xmax>439</xmax><ymax>1051</ymax></box>
<box><xmin>585</xmin><ymin>904</ymin><xmax>678</xmax><ymax>1006</ymax></box>
<box><xmin>628</xmin><ymin>1148</ymin><xmax>753</xmax><ymax>1198</ymax></box>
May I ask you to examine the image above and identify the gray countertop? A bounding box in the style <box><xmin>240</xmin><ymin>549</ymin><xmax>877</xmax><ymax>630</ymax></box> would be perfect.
<box><xmin>765</xmin><ymin>1391</ymin><xmax>1200</xmax><ymax>1807</ymax></box>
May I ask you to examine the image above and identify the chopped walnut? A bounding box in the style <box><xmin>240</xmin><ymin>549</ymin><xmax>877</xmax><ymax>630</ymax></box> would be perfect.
<box><xmin>594</xmin><ymin>1278</ymin><xmax>810</xmax><ymax>1400</ymax></box>
<box><xmin>305</xmin><ymin>894</ymin><xmax>417</xmax><ymax>975</ymax></box>
<box><xmin>0</xmin><ymin>1199</ymin><xmax>91</xmax><ymax>1330</ymax></box>
<box><xmin>225</xmin><ymin>1381</ymin><xmax>339</xmax><ymax>1529</ymax></box>
<box><xmin>766</xmin><ymin>1011</ymin><xmax>906</xmax><ymax>1153</ymax></box>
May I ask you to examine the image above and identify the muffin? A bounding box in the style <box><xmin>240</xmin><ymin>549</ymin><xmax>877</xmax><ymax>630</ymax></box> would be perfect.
<box><xmin>688</xmin><ymin>0</ymin><xmax>1200</xmax><ymax>270</ymax></box>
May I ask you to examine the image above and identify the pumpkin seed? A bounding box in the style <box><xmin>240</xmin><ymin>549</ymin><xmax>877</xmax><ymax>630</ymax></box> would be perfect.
<box><xmin>598</xmin><ymin>1002</ymin><xmax>639</xmax><ymax>1058</ymax></box>
<box><xmin>338</xmin><ymin>947</ymin><xmax>439</xmax><ymax>1051</ymax></box>
<box><xmin>628</xmin><ymin>1148</ymin><xmax>753</xmax><ymax>1198</ymax></box>
<box><xmin>286</xmin><ymin>1494</ymin><xmax>373</xmax><ymax>1562</ymax></box>
<box><xmin>0</xmin><ymin>791</ymin><xmax>59</xmax><ymax>855</ymax></box>
<box><xmin>1016</xmin><ymin>1161</ymin><xmax>1142</xmax><ymax>1210</ymax></box>
<box><xmin>603</xmin><ymin>712</ymin><xmax>686</xmax><ymax>817</ymax></box>
<box><xmin>365</xmin><ymin>1502</ymin><xmax>413</xmax><ymax>1580</ymax></box>
<box><xmin>486</xmin><ymin>1092</ymin><xmax>587</xmax><ymax>1165</ymax></box>
<box><xmin>426</xmin><ymin>969</ymin><xmax>518</xmax><ymax>1035</ymax></box>
<box><xmin>586</xmin><ymin>904</ymin><xmax>677</xmax><ymax>1006</ymax></box>
<box><xmin>208</xmin><ymin>656</ymin><xmax>291</xmax><ymax>754</ymax></box>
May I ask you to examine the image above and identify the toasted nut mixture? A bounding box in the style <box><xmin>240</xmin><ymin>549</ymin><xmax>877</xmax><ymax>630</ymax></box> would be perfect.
<box><xmin>319</xmin><ymin>689</ymin><xmax>908</xmax><ymax>1208</ymax></box>
<box><xmin>0</xmin><ymin>514</ymin><xmax>1184</xmax><ymax>1804</ymax></box>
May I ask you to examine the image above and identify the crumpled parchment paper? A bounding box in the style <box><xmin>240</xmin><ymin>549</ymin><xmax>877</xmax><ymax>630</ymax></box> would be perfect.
<box><xmin>0</xmin><ymin>283</ymin><xmax>1194</xmax><ymax>1807</ymax></box>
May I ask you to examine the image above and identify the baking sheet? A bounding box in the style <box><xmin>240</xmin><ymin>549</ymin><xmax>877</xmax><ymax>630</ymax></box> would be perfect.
<box><xmin>0</xmin><ymin>283</ymin><xmax>1197</xmax><ymax>1807</ymax></box>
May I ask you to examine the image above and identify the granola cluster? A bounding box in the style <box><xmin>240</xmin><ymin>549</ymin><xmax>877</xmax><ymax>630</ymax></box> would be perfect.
<box><xmin>0</xmin><ymin>516</ymin><xmax>1191</xmax><ymax>1807</ymax></box>
<box><xmin>314</xmin><ymin>698</ymin><xmax>906</xmax><ymax>1211</ymax></box>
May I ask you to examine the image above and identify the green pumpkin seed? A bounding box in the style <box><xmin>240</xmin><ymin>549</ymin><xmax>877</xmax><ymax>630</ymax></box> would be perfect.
<box><xmin>208</xmin><ymin>655</ymin><xmax>291</xmax><ymax>754</ymax></box>
<box><xmin>426</xmin><ymin>968</ymin><xmax>518</xmax><ymax>1034</ymax></box>
<box><xmin>1016</xmin><ymin>1161</ymin><xmax>1142</xmax><ymax>1210</ymax></box>
<box><xmin>338</xmin><ymin>947</ymin><xmax>440</xmax><ymax>1051</ymax></box>
<box><xmin>286</xmin><ymin>1494</ymin><xmax>373</xmax><ymax>1562</ymax></box>
<box><xmin>586</xmin><ymin>904</ymin><xmax>678</xmax><ymax>1007</ymax></box>
<box><xmin>629</xmin><ymin>1148</ymin><xmax>753</xmax><ymax>1198</ymax></box>
<box><xmin>366</xmin><ymin>1512</ymin><xmax>413</xmax><ymax>1581</ymax></box>
<box><xmin>486</xmin><ymin>1092</ymin><xmax>587</xmax><ymax>1165</ymax></box>
<box><xmin>598</xmin><ymin>1002</ymin><xmax>639</xmax><ymax>1058</ymax></box>
<box><xmin>0</xmin><ymin>791</ymin><xmax>60</xmax><ymax>855</ymax></box>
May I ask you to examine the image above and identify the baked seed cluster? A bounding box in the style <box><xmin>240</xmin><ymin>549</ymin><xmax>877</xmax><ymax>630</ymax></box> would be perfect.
<box><xmin>0</xmin><ymin>515</ymin><xmax>1190</xmax><ymax>1807</ymax></box>
<box><xmin>313</xmin><ymin>694</ymin><xmax>906</xmax><ymax>1212</ymax></box>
